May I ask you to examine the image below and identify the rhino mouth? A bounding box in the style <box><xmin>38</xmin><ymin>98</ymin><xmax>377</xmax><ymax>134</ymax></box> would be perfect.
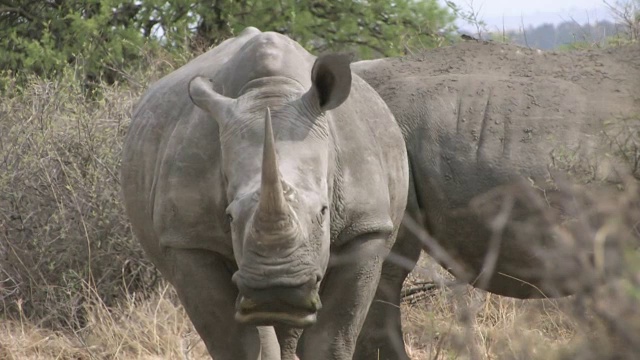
<box><xmin>234</xmin><ymin>294</ymin><xmax>320</xmax><ymax>327</ymax></box>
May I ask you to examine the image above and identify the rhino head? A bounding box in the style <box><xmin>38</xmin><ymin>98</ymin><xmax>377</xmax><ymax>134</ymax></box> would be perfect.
<box><xmin>187</xmin><ymin>54</ymin><xmax>352</xmax><ymax>327</ymax></box>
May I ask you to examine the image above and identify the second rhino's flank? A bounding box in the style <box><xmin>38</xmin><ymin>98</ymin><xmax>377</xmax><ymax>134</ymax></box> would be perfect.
<box><xmin>352</xmin><ymin>40</ymin><xmax>640</xmax><ymax>360</ymax></box>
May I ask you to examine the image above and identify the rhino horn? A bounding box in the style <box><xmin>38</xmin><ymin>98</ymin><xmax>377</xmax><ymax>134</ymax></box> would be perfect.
<box><xmin>256</xmin><ymin>108</ymin><xmax>289</xmax><ymax>222</ymax></box>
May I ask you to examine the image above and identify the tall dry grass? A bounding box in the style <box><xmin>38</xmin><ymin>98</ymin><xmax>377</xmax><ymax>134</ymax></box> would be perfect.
<box><xmin>0</xmin><ymin>281</ymin><xmax>208</xmax><ymax>359</ymax></box>
<box><xmin>0</xmin><ymin>71</ymin><xmax>152</xmax><ymax>330</ymax></box>
<box><xmin>401</xmin><ymin>258</ymin><xmax>576</xmax><ymax>360</ymax></box>
<box><xmin>0</xmin><ymin>46</ymin><xmax>187</xmax><ymax>325</ymax></box>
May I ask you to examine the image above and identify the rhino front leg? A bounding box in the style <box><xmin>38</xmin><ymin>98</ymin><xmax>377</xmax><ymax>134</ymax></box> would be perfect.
<box><xmin>353</xmin><ymin>226</ymin><xmax>422</xmax><ymax>360</ymax></box>
<box><xmin>297</xmin><ymin>233</ymin><xmax>392</xmax><ymax>360</ymax></box>
<box><xmin>354</xmin><ymin>183</ymin><xmax>424</xmax><ymax>360</ymax></box>
<box><xmin>167</xmin><ymin>248</ymin><xmax>262</xmax><ymax>360</ymax></box>
<box><xmin>258</xmin><ymin>326</ymin><xmax>283</xmax><ymax>360</ymax></box>
<box><xmin>275</xmin><ymin>325</ymin><xmax>303</xmax><ymax>360</ymax></box>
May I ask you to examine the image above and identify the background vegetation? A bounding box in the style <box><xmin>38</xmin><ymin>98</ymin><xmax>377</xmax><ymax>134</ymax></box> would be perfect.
<box><xmin>1</xmin><ymin>0</ymin><xmax>639</xmax><ymax>359</ymax></box>
<box><xmin>454</xmin><ymin>0</ymin><xmax>639</xmax><ymax>50</ymax></box>
<box><xmin>0</xmin><ymin>0</ymin><xmax>456</xmax><ymax>93</ymax></box>
<box><xmin>497</xmin><ymin>20</ymin><xmax>627</xmax><ymax>50</ymax></box>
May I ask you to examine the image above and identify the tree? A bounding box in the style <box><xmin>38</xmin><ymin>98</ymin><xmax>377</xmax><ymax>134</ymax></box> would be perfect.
<box><xmin>103</xmin><ymin>0</ymin><xmax>458</xmax><ymax>57</ymax></box>
<box><xmin>0</xmin><ymin>0</ymin><xmax>151</xmax><ymax>86</ymax></box>
<box><xmin>604</xmin><ymin>0</ymin><xmax>640</xmax><ymax>42</ymax></box>
<box><xmin>0</xmin><ymin>0</ymin><xmax>457</xmax><ymax>91</ymax></box>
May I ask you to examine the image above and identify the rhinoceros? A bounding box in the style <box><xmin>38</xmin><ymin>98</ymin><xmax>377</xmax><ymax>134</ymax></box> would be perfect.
<box><xmin>351</xmin><ymin>41</ymin><xmax>640</xmax><ymax>359</ymax></box>
<box><xmin>120</xmin><ymin>27</ymin><xmax>408</xmax><ymax>360</ymax></box>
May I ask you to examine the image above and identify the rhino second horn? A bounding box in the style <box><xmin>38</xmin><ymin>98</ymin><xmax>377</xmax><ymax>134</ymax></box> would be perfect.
<box><xmin>257</xmin><ymin>108</ymin><xmax>289</xmax><ymax>219</ymax></box>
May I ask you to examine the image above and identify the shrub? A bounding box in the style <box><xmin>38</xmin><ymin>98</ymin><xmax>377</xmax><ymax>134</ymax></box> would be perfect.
<box><xmin>0</xmin><ymin>67</ymin><xmax>161</xmax><ymax>329</ymax></box>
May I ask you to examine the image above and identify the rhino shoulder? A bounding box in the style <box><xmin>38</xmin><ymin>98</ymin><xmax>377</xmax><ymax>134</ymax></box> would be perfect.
<box><xmin>329</xmin><ymin>75</ymin><xmax>408</xmax><ymax>245</ymax></box>
<box><xmin>151</xmin><ymin>108</ymin><xmax>233</xmax><ymax>256</ymax></box>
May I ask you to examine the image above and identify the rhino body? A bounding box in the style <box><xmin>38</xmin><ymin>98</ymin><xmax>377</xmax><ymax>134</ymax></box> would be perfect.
<box><xmin>121</xmin><ymin>27</ymin><xmax>408</xmax><ymax>360</ymax></box>
<box><xmin>351</xmin><ymin>42</ymin><xmax>640</xmax><ymax>359</ymax></box>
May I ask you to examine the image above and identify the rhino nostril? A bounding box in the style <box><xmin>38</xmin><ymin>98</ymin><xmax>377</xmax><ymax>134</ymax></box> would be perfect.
<box><xmin>309</xmin><ymin>292</ymin><xmax>322</xmax><ymax>311</ymax></box>
<box><xmin>238</xmin><ymin>296</ymin><xmax>258</xmax><ymax>311</ymax></box>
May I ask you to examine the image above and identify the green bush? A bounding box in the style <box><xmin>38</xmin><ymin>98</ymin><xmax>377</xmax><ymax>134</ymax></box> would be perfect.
<box><xmin>0</xmin><ymin>0</ymin><xmax>456</xmax><ymax>93</ymax></box>
<box><xmin>0</xmin><ymin>1</ymin><xmax>163</xmax><ymax>92</ymax></box>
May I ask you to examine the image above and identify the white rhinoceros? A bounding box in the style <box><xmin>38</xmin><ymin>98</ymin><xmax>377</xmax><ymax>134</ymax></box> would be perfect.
<box><xmin>351</xmin><ymin>41</ymin><xmax>640</xmax><ymax>359</ymax></box>
<box><xmin>121</xmin><ymin>27</ymin><xmax>408</xmax><ymax>360</ymax></box>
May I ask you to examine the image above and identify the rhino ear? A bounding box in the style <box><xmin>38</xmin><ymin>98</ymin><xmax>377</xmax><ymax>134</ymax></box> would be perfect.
<box><xmin>188</xmin><ymin>76</ymin><xmax>235</xmax><ymax>124</ymax></box>
<box><xmin>304</xmin><ymin>53</ymin><xmax>353</xmax><ymax>112</ymax></box>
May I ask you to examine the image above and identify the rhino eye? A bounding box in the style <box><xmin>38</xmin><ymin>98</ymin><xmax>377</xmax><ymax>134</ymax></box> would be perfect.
<box><xmin>225</xmin><ymin>213</ymin><xmax>234</xmax><ymax>223</ymax></box>
<box><xmin>320</xmin><ymin>205</ymin><xmax>328</xmax><ymax>216</ymax></box>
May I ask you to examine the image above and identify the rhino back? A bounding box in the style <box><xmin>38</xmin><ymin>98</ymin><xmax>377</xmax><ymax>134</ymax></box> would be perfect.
<box><xmin>354</xmin><ymin>43</ymin><xmax>640</xmax><ymax>296</ymax></box>
<box><xmin>388</xmin><ymin>73</ymin><xmax>623</xmax><ymax>184</ymax></box>
<box><xmin>401</xmin><ymin>75</ymin><xmax>620</xmax><ymax>264</ymax></box>
<box><xmin>354</xmin><ymin>42</ymin><xmax>640</xmax><ymax>232</ymax></box>
<box><xmin>354</xmin><ymin>41</ymin><xmax>640</xmax><ymax>108</ymax></box>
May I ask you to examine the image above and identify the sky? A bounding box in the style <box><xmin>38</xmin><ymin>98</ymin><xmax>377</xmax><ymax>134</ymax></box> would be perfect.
<box><xmin>440</xmin><ymin>0</ymin><xmax>617</xmax><ymax>32</ymax></box>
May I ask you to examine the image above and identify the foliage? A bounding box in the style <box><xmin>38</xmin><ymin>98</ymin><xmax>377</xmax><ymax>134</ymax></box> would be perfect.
<box><xmin>602</xmin><ymin>114</ymin><xmax>640</xmax><ymax>179</ymax></box>
<box><xmin>444</xmin><ymin>0</ymin><xmax>489</xmax><ymax>40</ymax></box>
<box><xmin>134</xmin><ymin>0</ymin><xmax>457</xmax><ymax>57</ymax></box>
<box><xmin>0</xmin><ymin>0</ymin><xmax>163</xmax><ymax>92</ymax></box>
<box><xmin>0</xmin><ymin>0</ymin><xmax>456</xmax><ymax>91</ymax></box>
<box><xmin>605</xmin><ymin>0</ymin><xmax>640</xmax><ymax>42</ymax></box>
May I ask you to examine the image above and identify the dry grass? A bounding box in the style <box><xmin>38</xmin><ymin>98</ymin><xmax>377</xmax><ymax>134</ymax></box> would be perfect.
<box><xmin>400</xmin><ymin>255</ymin><xmax>577</xmax><ymax>360</ymax></box>
<box><xmin>0</xmin><ymin>282</ymin><xmax>208</xmax><ymax>359</ymax></box>
<box><xmin>0</xmin><ymin>256</ymin><xmax>582</xmax><ymax>360</ymax></box>
<box><xmin>0</xmin><ymin>70</ymin><xmax>153</xmax><ymax>329</ymax></box>
<box><xmin>4</xmin><ymin>251</ymin><xmax>635</xmax><ymax>360</ymax></box>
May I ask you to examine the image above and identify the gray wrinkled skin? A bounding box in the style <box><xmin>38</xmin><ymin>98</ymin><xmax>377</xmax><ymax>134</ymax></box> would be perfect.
<box><xmin>121</xmin><ymin>27</ymin><xmax>408</xmax><ymax>360</ymax></box>
<box><xmin>352</xmin><ymin>42</ymin><xmax>639</xmax><ymax>359</ymax></box>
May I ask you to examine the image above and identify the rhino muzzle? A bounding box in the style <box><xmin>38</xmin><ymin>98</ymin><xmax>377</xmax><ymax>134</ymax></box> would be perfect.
<box><xmin>234</xmin><ymin>274</ymin><xmax>322</xmax><ymax>327</ymax></box>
